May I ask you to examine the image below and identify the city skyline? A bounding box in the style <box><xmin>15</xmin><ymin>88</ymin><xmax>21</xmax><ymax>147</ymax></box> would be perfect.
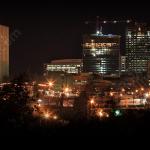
<box><xmin>1</xmin><ymin>2</ymin><xmax>150</xmax><ymax>137</ymax></box>
<box><xmin>0</xmin><ymin>2</ymin><xmax>150</xmax><ymax>75</ymax></box>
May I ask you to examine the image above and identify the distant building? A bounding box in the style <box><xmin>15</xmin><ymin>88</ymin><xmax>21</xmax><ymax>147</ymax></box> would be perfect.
<box><xmin>126</xmin><ymin>23</ymin><xmax>150</xmax><ymax>73</ymax></box>
<box><xmin>83</xmin><ymin>33</ymin><xmax>121</xmax><ymax>77</ymax></box>
<box><xmin>44</xmin><ymin>59</ymin><xmax>82</xmax><ymax>75</ymax></box>
<box><xmin>0</xmin><ymin>25</ymin><xmax>9</xmax><ymax>82</ymax></box>
<box><xmin>121</xmin><ymin>56</ymin><xmax>126</xmax><ymax>73</ymax></box>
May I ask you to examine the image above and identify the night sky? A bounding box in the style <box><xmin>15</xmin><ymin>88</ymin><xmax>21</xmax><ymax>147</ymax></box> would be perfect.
<box><xmin>0</xmin><ymin>2</ymin><xmax>149</xmax><ymax>76</ymax></box>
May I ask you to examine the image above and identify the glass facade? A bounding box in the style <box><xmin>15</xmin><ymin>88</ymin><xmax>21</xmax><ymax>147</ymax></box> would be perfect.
<box><xmin>83</xmin><ymin>34</ymin><xmax>121</xmax><ymax>77</ymax></box>
<box><xmin>126</xmin><ymin>23</ymin><xmax>150</xmax><ymax>73</ymax></box>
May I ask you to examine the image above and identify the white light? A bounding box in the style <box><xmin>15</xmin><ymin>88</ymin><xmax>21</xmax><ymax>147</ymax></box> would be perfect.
<box><xmin>145</xmin><ymin>93</ymin><xmax>149</xmax><ymax>98</ymax></box>
<box><xmin>38</xmin><ymin>99</ymin><xmax>42</xmax><ymax>102</ymax></box>
<box><xmin>90</xmin><ymin>99</ymin><xmax>95</xmax><ymax>104</ymax></box>
<box><xmin>115</xmin><ymin>110</ymin><xmax>121</xmax><ymax>116</ymax></box>
<box><xmin>96</xmin><ymin>30</ymin><xmax>100</xmax><ymax>35</ymax></box>
<box><xmin>53</xmin><ymin>115</ymin><xmax>58</xmax><ymax>120</ymax></box>
<box><xmin>127</xmin><ymin>20</ymin><xmax>130</xmax><ymax>23</ymax></box>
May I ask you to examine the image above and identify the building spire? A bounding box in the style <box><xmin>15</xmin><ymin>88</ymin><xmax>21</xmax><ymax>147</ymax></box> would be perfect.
<box><xmin>96</xmin><ymin>16</ymin><xmax>102</xmax><ymax>35</ymax></box>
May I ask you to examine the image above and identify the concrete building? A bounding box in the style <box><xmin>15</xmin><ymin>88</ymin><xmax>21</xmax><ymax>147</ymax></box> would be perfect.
<box><xmin>0</xmin><ymin>25</ymin><xmax>9</xmax><ymax>82</ymax></box>
<box><xmin>44</xmin><ymin>59</ymin><xmax>82</xmax><ymax>75</ymax></box>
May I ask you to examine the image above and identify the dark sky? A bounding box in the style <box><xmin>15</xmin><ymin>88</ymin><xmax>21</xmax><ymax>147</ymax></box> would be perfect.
<box><xmin>0</xmin><ymin>2</ymin><xmax>149</xmax><ymax>76</ymax></box>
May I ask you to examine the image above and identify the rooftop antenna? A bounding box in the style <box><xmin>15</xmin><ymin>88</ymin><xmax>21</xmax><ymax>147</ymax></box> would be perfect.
<box><xmin>96</xmin><ymin>16</ymin><xmax>102</xmax><ymax>35</ymax></box>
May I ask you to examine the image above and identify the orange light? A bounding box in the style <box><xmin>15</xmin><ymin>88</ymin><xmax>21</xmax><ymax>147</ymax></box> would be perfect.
<box><xmin>122</xmin><ymin>88</ymin><xmax>125</xmax><ymax>92</ymax></box>
<box><xmin>110</xmin><ymin>92</ymin><xmax>113</xmax><ymax>96</ymax></box>
<box><xmin>48</xmin><ymin>81</ymin><xmax>54</xmax><ymax>87</ymax></box>
<box><xmin>44</xmin><ymin>113</ymin><xmax>50</xmax><ymax>119</ymax></box>
<box><xmin>53</xmin><ymin>115</ymin><xmax>58</xmax><ymax>120</ymax></box>
<box><xmin>135</xmin><ymin>90</ymin><xmax>138</xmax><ymax>93</ymax></box>
<box><xmin>90</xmin><ymin>99</ymin><xmax>95</xmax><ymax>104</ymax></box>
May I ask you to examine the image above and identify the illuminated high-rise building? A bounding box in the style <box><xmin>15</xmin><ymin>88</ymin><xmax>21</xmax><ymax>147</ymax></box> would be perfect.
<box><xmin>83</xmin><ymin>33</ymin><xmax>121</xmax><ymax>77</ymax></box>
<box><xmin>126</xmin><ymin>23</ymin><xmax>150</xmax><ymax>73</ymax></box>
<box><xmin>0</xmin><ymin>25</ymin><xmax>9</xmax><ymax>82</ymax></box>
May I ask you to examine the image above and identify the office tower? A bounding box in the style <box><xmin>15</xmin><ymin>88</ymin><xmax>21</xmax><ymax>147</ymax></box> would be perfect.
<box><xmin>126</xmin><ymin>23</ymin><xmax>150</xmax><ymax>73</ymax></box>
<box><xmin>83</xmin><ymin>33</ymin><xmax>121</xmax><ymax>77</ymax></box>
<box><xmin>121</xmin><ymin>56</ymin><xmax>126</xmax><ymax>73</ymax></box>
<box><xmin>0</xmin><ymin>25</ymin><xmax>9</xmax><ymax>82</ymax></box>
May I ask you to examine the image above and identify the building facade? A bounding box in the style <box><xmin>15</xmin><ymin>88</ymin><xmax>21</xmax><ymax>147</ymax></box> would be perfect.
<box><xmin>83</xmin><ymin>34</ymin><xmax>121</xmax><ymax>77</ymax></box>
<box><xmin>121</xmin><ymin>56</ymin><xmax>126</xmax><ymax>73</ymax></box>
<box><xmin>126</xmin><ymin>23</ymin><xmax>150</xmax><ymax>73</ymax></box>
<box><xmin>0</xmin><ymin>25</ymin><xmax>9</xmax><ymax>82</ymax></box>
<box><xmin>44</xmin><ymin>59</ymin><xmax>82</xmax><ymax>75</ymax></box>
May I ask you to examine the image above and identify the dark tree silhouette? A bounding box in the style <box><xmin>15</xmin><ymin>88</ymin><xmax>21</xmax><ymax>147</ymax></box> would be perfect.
<box><xmin>0</xmin><ymin>75</ymin><xmax>34</xmax><ymax>135</ymax></box>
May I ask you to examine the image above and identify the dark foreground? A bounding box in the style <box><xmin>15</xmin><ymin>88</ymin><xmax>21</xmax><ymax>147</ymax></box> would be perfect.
<box><xmin>0</xmin><ymin>109</ymin><xmax>150</xmax><ymax>136</ymax></box>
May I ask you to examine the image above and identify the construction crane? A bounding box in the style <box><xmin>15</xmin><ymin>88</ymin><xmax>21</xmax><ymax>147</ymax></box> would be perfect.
<box><xmin>85</xmin><ymin>16</ymin><xmax>132</xmax><ymax>34</ymax></box>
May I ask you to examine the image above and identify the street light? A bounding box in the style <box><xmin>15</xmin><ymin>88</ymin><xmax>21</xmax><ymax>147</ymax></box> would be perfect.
<box><xmin>53</xmin><ymin>115</ymin><xmax>58</xmax><ymax>120</ymax></box>
<box><xmin>48</xmin><ymin>81</ymin><xmax>54</xmax><ymax>87</ymax></box>
<box><xmin>64</xmin><ymin>87</ymin><xmax>69</xmax><ymax>93</ymax></box>
<box><xmin>90</xmin><ymin>99</ymin><xmax>95</xmax><ymax>105</ymax></box>
<box><xmin>38</xmin><ymin>99</ymin><xmax>42</xmax><ymax>103</ymax></box>
<box><xmin>135</xmin><ymin>89</ymin><xmax>138</xmax><ymax>93</ymax></box>
<box><xmin>145</xmin><ymin>93</ymin><xmax>149</xmax><ymax>98</ymax></box>
<box><xmin>44</xmin><ymin>113</ymin><xmax>50</xmax><ymax>119</ymax></box>
<box><xmin>121</xmin><ymin>88</ymin><xmax>125</xmax><ymax>92</ymax></box>
<box><xmin>110</xmin><ymin>92</ymin><xmax>113</xmax><ymax>96</ymax></box>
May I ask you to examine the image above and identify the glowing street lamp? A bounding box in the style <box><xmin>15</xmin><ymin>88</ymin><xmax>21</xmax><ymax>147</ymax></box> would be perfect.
<box><xmin>98</xmin><ymin>111</ymin><xmax>103</xmax><ymax>117</ymax></box>
<box><xmin>121</xmin><ymin>88</ymin><xmax>125</xmax><ymax>92</ymax></box>
<box><xmin>48</xmin><ymin>81</ymin><xmax>54</xmax><ymax>87</ymax></box>
<box><xmin>44</xmin><ymin>113</ymin><xmax>50</xmax><ymax>119</ymax></box>
<box><xmin>135</xmin><ymin>90</ymin><xmax>138</xmax><ymax>93</ymax></box>
<box><xmin>110</xmin><ymin>92</ymin><xmax>113</xmax><ymax>96</ymax></box>
<box><xmin>38</xmin><ymin>99</ymin><xmax>42</xmax><ymax>103</ymax></box>
<box><xmin>64</xmin><ymin>87</ymin><xmax>69</xmax><ymax>93</ymax></box>
<box><xmin>145</xmin><ymin>93</ymin><xmax>149</xmax><ymax>98</ymax></box>
<box><xmin>53</xmin><ymin>115</ymin><xmax>58</xmax><ymax>120</ymax></box>
<box><xmin>90</xmin><ymin>99</ymin><xmax>95</xmax><ymax>105</ymax></box>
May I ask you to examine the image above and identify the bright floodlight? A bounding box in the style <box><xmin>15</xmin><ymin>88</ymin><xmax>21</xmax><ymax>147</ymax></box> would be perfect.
<box><xmin>64</xmin><ymin>87</ymin><xmax>69</xmax><ymax>92</ymax></box>
<box><xmin>48</xmin><ymin>81</ymin><xmax>54</xmax><ymax>87</ymax></box>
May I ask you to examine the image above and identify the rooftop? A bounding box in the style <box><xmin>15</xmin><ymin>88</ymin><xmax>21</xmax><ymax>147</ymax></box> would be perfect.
<box><xmin>50</xmin><ymin>59</ymin><xmax>82</xmax><ymax>65</ymax></box>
